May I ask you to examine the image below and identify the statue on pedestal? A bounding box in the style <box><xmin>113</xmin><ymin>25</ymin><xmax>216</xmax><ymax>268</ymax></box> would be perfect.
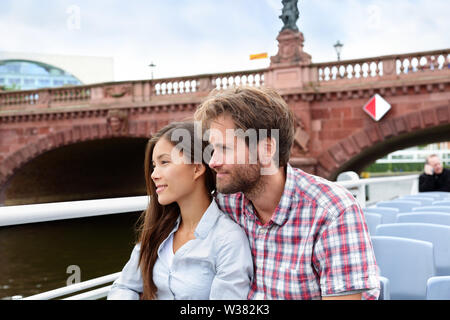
<box><xmin>279</xmin><ymin>0</ymin><xmax>299</xmax><ymax>32</ymax></box>
<box><xmin>270</xmin><ymin>0</ymin><xmax>310</xmax><ymax>66</ymax></box>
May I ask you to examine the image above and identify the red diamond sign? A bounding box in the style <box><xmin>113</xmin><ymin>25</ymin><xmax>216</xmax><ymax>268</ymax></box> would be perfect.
<box><xmin>363</xmin><ymin>94</ymin><xmax>391</xmax><ymax>121</ymax></box>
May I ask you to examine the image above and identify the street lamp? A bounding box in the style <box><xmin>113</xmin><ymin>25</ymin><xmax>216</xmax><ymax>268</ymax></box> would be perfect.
<box><xmin>148</xmin><ymin>61</ymin><xmax>156</xmax><ymax>80</ymax></box>
<box><xmin>334</xmin><ymin>41</ymin><xmax>343</xmax><ymax>61</ymax></box>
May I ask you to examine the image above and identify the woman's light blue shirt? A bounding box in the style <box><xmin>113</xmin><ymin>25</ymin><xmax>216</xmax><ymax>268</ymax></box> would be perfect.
<box><xmin>107</xmin><ymin>199</ymin><xmax>253</xmax><ymax>300</ymax></box>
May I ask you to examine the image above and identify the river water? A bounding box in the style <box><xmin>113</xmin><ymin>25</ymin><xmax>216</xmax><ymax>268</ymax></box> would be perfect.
<box><xmin>0</xmin><ymin>211</ymin><xmax>141</xmax><ymax>299</ymax></box>
<box><xmin>0</xmin><ymin>178</ymin><xmax>417</xmax><ymax>299</ymax></box>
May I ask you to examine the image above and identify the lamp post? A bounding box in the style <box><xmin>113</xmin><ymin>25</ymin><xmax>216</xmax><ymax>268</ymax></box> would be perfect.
<box><xmin>333</xmin><ymin>41</ymin><xmax>343</xmax><ymax>61</ymax></box>
<box><xmin>148</xmin><ymin>61</ymin><xmax>156</xmax><ymax>80</ymax></box>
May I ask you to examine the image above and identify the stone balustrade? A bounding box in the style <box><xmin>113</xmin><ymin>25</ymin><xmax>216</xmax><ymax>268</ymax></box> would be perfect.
<box><xmin>0</xmin><ymin>86</ymin><xmax>92</xmax><ymax>110</ymax></box>
<box><xmin>151</xmin><ymin>68</ymin><xmax>266</xmax><ymax>96</ymax></box>
<box><xmin>0</xmin><ymin>69</ymin><xmax>267</xmax><ymax>112</ymax></box>
<box><xmin>0</xmin><ymin>49</ymin><xmax>448</xmax><ymax>112</ymax></box>
<box><xmin>395</xmin><ymin>49</ymin><xmax>450</xmax><ymax>74</ymax></box>
<box><xmin>314</xmin><ymin>49</ymin><xmax>450</xmax><ymax>82</ymax></box>
<box><xmin>210</xmin><ymin>69</ymin><xmax>265</xmax><ymax>90</ymax></box>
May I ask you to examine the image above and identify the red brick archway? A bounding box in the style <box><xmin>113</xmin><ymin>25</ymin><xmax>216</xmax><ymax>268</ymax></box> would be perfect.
<box><xmin>2</xmin><ymin>103</ymin><xmax>450</xmax><ymax>186</ymax></box>
<box><xmin>317</xmin><ymin>103</ymin><xmax>450</xmax><ymax>179</ymax></box>
<box><xmin>0</xmin><ymin>119</ymin><xmax>165</xmax><ymax>186</ymax></box>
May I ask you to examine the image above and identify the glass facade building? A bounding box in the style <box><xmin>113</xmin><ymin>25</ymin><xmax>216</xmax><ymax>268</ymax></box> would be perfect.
<box><xmin>0</xmin><ymin>60</ymin><xmax>82</xmax><ymax>91</ymax></box>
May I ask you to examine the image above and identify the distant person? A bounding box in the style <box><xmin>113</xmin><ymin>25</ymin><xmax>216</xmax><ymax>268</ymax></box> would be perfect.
<box><xmin>419</xmin><ymin>154</ymin><xmax>450</xmax><ymax>192</ymax></box>
<box><xmin>107</xmin><ymin>121</ymin><xmax>253</xmax><ymax>300</ymax></box>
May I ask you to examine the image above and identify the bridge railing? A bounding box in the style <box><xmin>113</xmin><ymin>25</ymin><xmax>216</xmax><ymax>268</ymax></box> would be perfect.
<box><xmin>0</xmin><ymin>173</ymin><xmax>419</xmax><ymax>300</ymax></box>
<box><xmin>0</xmin><ymin>86</ymin><xmax>93</xmax><ymax>110</ymax></box>
<box><xmin>151</xmin><ymin>68</ymin><xmax>266</xmax><ymax>96</ymax></box>
<box><xmin>1</xmin><ymin>48</ymin><xmax>448</xmax><ymax>113</ymax></box>
<box><xmin>0</xmin><ymin>69</ymin><xmax>266</xmax><ymax>111</ymax></box>
<box><xmin>313</xmin><ymin>48</ymin><xmax>450</xmax><ymax>82</ymax></box>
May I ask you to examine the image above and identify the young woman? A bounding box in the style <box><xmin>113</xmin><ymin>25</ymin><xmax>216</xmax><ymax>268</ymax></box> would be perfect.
<box><xmin>107</xmin><ymin>121</ymin><xmax>253</xmax><ymax>300</ymax></box>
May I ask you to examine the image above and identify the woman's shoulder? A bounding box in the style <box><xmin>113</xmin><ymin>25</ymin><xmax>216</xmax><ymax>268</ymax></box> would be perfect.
<box><xmin>213</xmin><ymin>208</ymin><xmax>248</xmax><ymax>241</ymax></box>
<box><xmin>132</xmin><ymin>243</ymin><xmax>141</xmax><ymax>253</ymax></box>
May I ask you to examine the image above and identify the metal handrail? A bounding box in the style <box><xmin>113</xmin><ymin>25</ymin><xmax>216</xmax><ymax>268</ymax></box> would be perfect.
<box><xmin>0</xmin><ymin>196</ymin><xmax>149</xmax><ymax>227</ymax></box>
<box><xmin>2</xmin><ymin>172</ymin><xmax>420</xmax><ymax>299</ymax></box>
<box><xmin>0</xmin><ymin>174</ymin><xmax>419</xmax><ymax>227</ymax></box>
<box><xmin>337</xmin><ymin>174</ymin><xmax>419</xmax><ymax>208</ymax></box>
<box><xmin>21</xmin><ymin>272</ymin><xmax>121</xmax><ymax>300</ymax></box>
<box><xmin>62</xmin><ymin>285</ymin><xmax>113</xmax><ymax>300</ymax></box>
<box><xmin>337</xmin><ymin>174</ymin><xmax>419</xmax><ymax>188</ymax></box>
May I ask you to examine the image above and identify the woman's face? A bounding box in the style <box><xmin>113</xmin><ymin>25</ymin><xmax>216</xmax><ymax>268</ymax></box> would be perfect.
<box><xmin>150</xmin><ymin>138</ymin><xmax>198</xmax><ymax>205</ymax></box>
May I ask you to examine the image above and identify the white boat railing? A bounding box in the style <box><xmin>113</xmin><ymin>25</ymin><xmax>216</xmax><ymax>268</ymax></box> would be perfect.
<box><xmin>0</xmin><ymin>172</ymin><xmax>420</xmax><ymax>300</ymax></box>
<box><xmin>0</xmin><ymin>196</ymin><xmax>149</xmax><ymax>227</ymax></box>
<box><xmin>336</xmin><ymin>173</ymin><xmax>419</xmax><ymax>208</ymax></box>
<box><xmin>21</xmin><ymin>273</ymin><xmax>121</xmax><ymax>300</ymax></box>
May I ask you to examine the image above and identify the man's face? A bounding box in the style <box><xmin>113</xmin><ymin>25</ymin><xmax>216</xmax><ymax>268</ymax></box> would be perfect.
<box><xmin>428</xmin><ymin>156</ymin><xmax>443</xmax><ymax>174</ymax></box>
<box><xmin>208</xmin><ymin>115</ymin><xmax>262</xmax><ymax>194</ymax></box>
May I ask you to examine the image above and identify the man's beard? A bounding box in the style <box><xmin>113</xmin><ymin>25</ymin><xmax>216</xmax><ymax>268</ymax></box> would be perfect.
<box><xmin>216</xmin><ymin>163</ymin><xmax>264</xmax><ymax>197</ymax></box>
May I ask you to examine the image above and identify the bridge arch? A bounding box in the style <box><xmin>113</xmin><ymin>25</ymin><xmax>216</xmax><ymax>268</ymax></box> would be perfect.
<box><xmin>0</xmin><ymin>119</ymin><xmax>161</xmax><ymax>188</ymax></box>
<box><xmin>316</xmin><ymin>103</ymin><xmax>450</xmax><ymax>180</ymax></box>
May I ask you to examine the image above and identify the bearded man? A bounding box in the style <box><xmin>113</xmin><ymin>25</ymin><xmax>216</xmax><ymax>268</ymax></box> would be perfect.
<box><xmin>194</xmin><ymin>86</ymin><xmax>380</xmax><ymax>300</ymax></box>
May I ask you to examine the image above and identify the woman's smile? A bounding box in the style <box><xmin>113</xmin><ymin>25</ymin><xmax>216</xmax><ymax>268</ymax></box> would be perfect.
<box><xmin>155</xmin><ymin>185</ymin><xmax>168</xmax><ymax>193</ymax></box>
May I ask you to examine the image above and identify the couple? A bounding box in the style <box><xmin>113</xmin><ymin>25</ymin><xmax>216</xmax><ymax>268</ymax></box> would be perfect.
<box><xmin>107</xmin><ymin>86</ymin><xmax>380</xmax><ymax>300</ymax></box>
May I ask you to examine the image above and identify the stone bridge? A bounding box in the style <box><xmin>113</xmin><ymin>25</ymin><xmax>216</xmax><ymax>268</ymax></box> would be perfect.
<box><xmin>1</xmin><ymin>30</ymin><xmax>449</xmax><ymax>204</ymax></box>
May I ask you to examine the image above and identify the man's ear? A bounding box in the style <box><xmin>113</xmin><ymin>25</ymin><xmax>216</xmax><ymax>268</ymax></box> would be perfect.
<box><xmin>193</xmin><ymin>163</ymin><xmax>206</xmax><ymax>180</ymax></box>
<box><xmin>258</xmin><ymin>137</ymin><xmax>277</xmax><ymax>166</ymax></box>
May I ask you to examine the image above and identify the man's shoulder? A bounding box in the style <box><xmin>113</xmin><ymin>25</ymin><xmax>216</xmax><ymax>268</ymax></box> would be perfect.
<box><xmin>215</xmin><ymin>192</ymin><xmax>243</xmax><ymax>208</ymax></box>
<box><xmin>290</xmin><ymin>167</ymin><xmax>359</xmax><ymax>211</ymax></box>
<box><xmin>214</xmin><ymin>192</ymin><xmax>245</xmax><ymax>219</ymax></box>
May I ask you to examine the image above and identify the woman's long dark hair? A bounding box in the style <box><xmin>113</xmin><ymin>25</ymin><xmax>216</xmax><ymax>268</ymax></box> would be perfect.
<box><xmin>136</xmin><ymin>121</ymin><xmax>215</xmax><ymax>300</ymax></box>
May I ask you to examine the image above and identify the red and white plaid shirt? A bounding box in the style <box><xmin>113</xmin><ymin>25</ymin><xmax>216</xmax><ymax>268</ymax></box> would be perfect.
<box><xmin>215</xmin><ymin>164</ymin><xmax>380</xmax><ymax>300</ymax></box>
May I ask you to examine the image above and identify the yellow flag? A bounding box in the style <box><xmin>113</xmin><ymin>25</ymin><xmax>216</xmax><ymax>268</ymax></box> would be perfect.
<box><xmin>249</xmin><ymin>52</ymin><xmax>268</xmax><ymax>60</ymax></box>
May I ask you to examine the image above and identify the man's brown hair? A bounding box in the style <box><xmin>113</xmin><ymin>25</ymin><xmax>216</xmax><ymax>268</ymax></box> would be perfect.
<box><xmin>194</xmin><ymin>86</ymin><xmax>295</xmax><ymax>168</ymax></box>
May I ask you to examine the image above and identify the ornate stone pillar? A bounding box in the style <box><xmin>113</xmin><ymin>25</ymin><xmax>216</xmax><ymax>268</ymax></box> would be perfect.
<box><xmin>264</xmin><ymin>0</ymin><xmax>312</xmax><ymax>91</ymax></box>
<box><xmin>264</xmin><ymin>1</ymin><xmax>316</xmax><ymax>173</ymax></box>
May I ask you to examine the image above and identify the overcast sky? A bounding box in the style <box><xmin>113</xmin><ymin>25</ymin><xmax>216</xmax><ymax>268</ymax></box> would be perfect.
<box><xmin>0</xmin><ymin>0</ymin><xmax>449</xmax><ymax>81</ymax></box>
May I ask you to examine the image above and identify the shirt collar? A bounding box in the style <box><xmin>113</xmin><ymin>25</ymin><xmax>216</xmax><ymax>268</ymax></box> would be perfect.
<box><xmin>166</xmin><ymin>199</ymin><xmax>221</xmax><ymax>240</ymax></box>
<box><xmin>270</xmin><ymin>164</ymin><xmax>299</xmax><ymax>226</ymax></box>
<box><xmin>243</xmin><ymin>164</ymin><xmax>299</xmax><ymax>226</ymax></box>
<box><xmin>194</xmin><ymin>199</ymin><xmax>221</xmax><ymax>239</ymax></box>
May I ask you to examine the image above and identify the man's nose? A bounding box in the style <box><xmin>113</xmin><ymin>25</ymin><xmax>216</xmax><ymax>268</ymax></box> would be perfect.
<box><xmin>209</xmin><ymin>151</ymin><xmax>223</xmax><ymax>169</ymax></box>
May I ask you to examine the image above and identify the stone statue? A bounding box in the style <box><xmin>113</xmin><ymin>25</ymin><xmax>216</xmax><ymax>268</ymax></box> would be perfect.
<box><xmin>107</xmin><ymin>110</ymin><xmax>129</xmax><ymax>134</ymax></box>
<box><xmin>279</xmin><ymin>0</ymin><xmax>299</xmax><ymax>32</ymax></box>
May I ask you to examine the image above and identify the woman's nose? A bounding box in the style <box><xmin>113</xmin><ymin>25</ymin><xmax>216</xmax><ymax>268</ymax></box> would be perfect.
<box><xmin>151</xmin><ymin>167</ymin><xmax>160</xmax><ymax>180</ymax></box>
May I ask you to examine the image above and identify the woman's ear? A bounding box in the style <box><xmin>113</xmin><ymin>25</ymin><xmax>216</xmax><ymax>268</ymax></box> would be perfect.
<box><xmin>193</xmin><ymin>163</ymin><xmax>206</xmax><ymax>181</ymax></box>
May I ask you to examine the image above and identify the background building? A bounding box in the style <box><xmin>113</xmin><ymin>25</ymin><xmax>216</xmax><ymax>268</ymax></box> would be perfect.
<box><xmin>0</xmin><ymin>51</ymin><xmax>114</xmax><ymax>91</ymax></box>
<box><xmin>366</xmin><ymin>142</ymin><xmax>450</xmax><ymax>174</ymax></box>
